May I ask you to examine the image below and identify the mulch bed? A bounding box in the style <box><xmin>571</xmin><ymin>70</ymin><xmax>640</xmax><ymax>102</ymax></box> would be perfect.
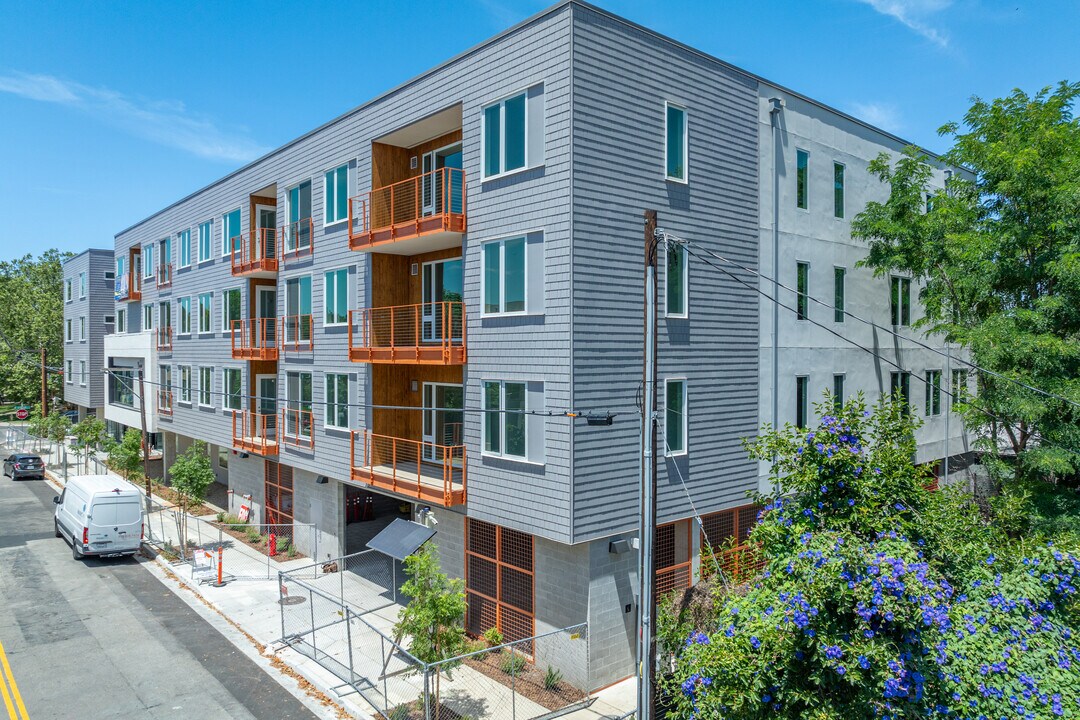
<box><xmin>212</xmin><ymin>522</ymin><xmax>305</xmax><ymax>562</ymax></box>
<box><xmin>462</xmin><ymin>649</ymin><xmax>584</xmax><ymax>712</ymax></box>
<box><xmin>149</xmin><ymin>481</ymin><xmax>214</xmax><ymax>516</ymax></box>
<box><xmin>385</xmin><ymin>701</ymin><xmax>469</xmax><ymax>720</ymax></box>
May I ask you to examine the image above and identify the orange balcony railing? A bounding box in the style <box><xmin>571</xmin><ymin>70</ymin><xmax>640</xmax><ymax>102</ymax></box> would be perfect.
<box><xmin>280</xmin><ymin>408</ymin><xmax>314</xmax><ymax>449</ymax></box>
<box><xmin>280</xmin><ymin>315</ymin><xmax>314</xmax><ymax>353</ymax></box>
<box><xmin>347</xmin><ymin>302</ymin><xmax>465</xmax><ymax>365</ymax></box>
<box><xmin>231</xmin><ymin>228</ymin><xmax>279</xmax><ymax>275</ymax></box>
<box><xmin>232</xmin><ymin>410</ymin><xmax>278</xmax><ymax>456</ymax></box>
<box><xmin>231</xmin><ymin>318</ymin><xmax>278</xmax><ymax>360</ymax></box>
<box><xmin>115</xmin><ymin>270</ymin><xmax>141</xmax><ymax>302</ymax></box>
<box><xmin>280</xmin><ymin>218</ymin><xmax>314</xmax><ymax>265</ymax></box>
<box><xmin>155</xmin><ymin>327</ymin><xmax>173</xmax><ymax>352</ymax></box>
<box><xmin>156</xmin><ymin>263</ymin><xmax>173</xmax><ymax>288</ymax></box>
<box><xmin>349</xmin><ymin>429</ymin><xmax>465</xmax><ymax>507</ymax></box>
<box><xmin>348</xmin><ymin>167</ymin><xmax>466</xmax><ymax>250</ymax></box>
<box><xmin>157</xmin><ymin>389</ymin><xmax>173</xmax><ymax>416</ymax></box>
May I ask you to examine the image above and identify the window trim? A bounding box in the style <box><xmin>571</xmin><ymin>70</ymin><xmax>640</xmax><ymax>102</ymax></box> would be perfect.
<box><xmin>323</xmin><ymin>267</ymin><xmax>350</xmax><ymax>327</ymax></box>
<box><xmin>79</xmin><ymin>360</ymin><xmax>87</xmax><ymax>387</ymax></box>
<box><xmin>481</xmin><ymin>379</ymin><xmax>532</xmax><ymax>462</ymax></box>
<box><xmin>143</xmin><ymin>304</ymin><xmax>154</xmax><ymax>332</ymax></box>
<box><xmin>480</xmin><ymin>86</ymin><xmax>533</xmax><ymax>181</ymax></box>
<box><xmin>142</xmin><ymin>244</ymin><xmax>155</xmax><ymax>279</ymax></box>
<box><xmin>116</xmin><ymin>308</ymin><xmax>126</xmax><ymax>334</ymax></box>
<box><xmin>179</xmin><ymin>365</ymin><xmax>192</xmax><ymax>405</ymax></box>
<box><xmin>222</xmin><ymin>367</ymin><xmax>243</xmax><ymax>413</ymax></box>
<box><xmin>796</xmin><ymin>148</ymin><xmax>810</xmax><ymax>211</ymax></box>
<box><xmin>65</xmin><ymin>360</ymin><xmax>73</xmax><ymax>385</ymax></box>
<box><xmin>177</xmin><ymin>296</ymin><xmax>192</xmax><ymax>336</ymax></box>
<box><xmin>198</xmin><ymin>220</ymin><xmax>213</xmax><ymax>263</ymax></box>
<box><xmin>65</xmin><ymin>278</ymin><xmax>73</xmax><ymax>303</ymax></box>
<box><xmin>480</xmin><ymin>235</ymin><xmax>530</xmax><ymax>318</ymax></box>
<box><xmin>221</xmin><ymin>208</ymin><xmax>242</xmax><ymax>258</ymax></box>
<box><xmin>664</xmin><ymin>101</ymin><xmax>689</xmax><ymax>184</ymax></box>
<box><xmin>324</xmin><ymin>373</ymin><xmax>350</xmax><ymax>429</ymax></box>
<box><xmin>79</xmin><ymin>316</ymin><xmax>86</xmax><ymax>342</ymax></box>
<box><xmin>664</xmin><ymin>242</ymin><xmax>689</xmax><ymax>318</ymax></box>
<box><xmin>285</xmin><ymin>178</ymin><xmax>315</xmax><ymax>251</ymax></box>
<box><xmin>322</xmin><ymin>164</ymin><xmax>350</xmax><ymax>227</ymax></box>
<box><xmin>178</xmin><ymin>229</ymin><xmax>192</xmax><ymax>268</ymax></box>
<box><xmin>78</xmin><ymin>271</ymin><xmax>86</xmax><ymax>299</ymax></box>
<box><xmin>198</xmin><ymin>366</ymin><xmax>214</xmax><ymax>408</ymax></box>
<box><xmin>664</xmin><ymin>377</ymin><xmax>688</xmax><ymax>457</ymax></box>
<box><xmin>65</xmin><ymin>319</ymin><xmax>72</xmax><ymax>343</ymax></box>
<box><xmin>221</xmin><ymin>287</ymin><xmax>242</xmax><ymax>334</ymax></box>
<box><xmin>197</xmin><ymin>292</ymin><xmax>213</xmax><ymax>335</ymax></box>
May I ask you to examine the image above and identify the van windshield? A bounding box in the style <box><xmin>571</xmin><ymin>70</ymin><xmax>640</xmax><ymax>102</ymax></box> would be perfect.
<box><xmin>92</xmin><ymin>500</ymin><xmax>142</xmax><ymax>526</ymax></box>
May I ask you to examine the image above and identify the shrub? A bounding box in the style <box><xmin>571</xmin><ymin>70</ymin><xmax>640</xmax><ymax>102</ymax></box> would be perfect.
<box><xmin>215</xmin><ymin>512</ymin><xmax>225</xmax><ymax>522</ymax></box>
<box><xmin>500</xmin><ymin>651</ymin><xmax>526</xmax><ymax>676</ymax></box>
<box><xmin>388</xmin><ymin>705</ymin><xmax>411</xmax><ymax>720</ymax></box>
<box><xmin>482</xmin><ymin>627</ymin><xmax>504</xmax><ymax>648</ymax></box>
<box><xmin>245</xmin><ymin>527</ymin><xmax>261</xmax><ymax>544</ymax></box>
<box><xmin>543</xmin><ymin>665</ymin><xmax>563</xmax><ymax>691</ymax></box>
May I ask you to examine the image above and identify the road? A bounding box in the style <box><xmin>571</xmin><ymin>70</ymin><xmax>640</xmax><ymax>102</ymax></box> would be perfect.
<box><xmin>0</xmin><ymin>473</ymin><xmax>320</xmax><ymax>720</ymax></box>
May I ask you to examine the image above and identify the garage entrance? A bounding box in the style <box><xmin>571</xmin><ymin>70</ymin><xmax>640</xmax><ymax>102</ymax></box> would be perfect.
<box><xmin>343</xmin><ymin>484</ymin><xmax>412</xmax><ymax>555</ymax></box>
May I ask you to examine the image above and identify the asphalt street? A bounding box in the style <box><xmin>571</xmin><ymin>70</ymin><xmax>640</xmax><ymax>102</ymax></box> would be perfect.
<box><xmin>0</xmin><ymin>471</ymin><xmax>320</xmax><ymax>720</ymax></box>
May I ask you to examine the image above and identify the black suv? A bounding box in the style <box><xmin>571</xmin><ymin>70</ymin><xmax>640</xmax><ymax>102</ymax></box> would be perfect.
<box><xmin>3</xmin><ymin>454</ymin><xmax>44</xmax><ymax>480</ymax></box>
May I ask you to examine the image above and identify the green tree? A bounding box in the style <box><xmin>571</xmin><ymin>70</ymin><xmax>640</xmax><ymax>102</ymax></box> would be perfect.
<box><xmin>169</xmin><ymin>441</ymin><xmax>215</xmax><ymax>550</ymax></box>
<box><xmin>394</xmin><ymin>542</ymin><xmax>468</xmax><ymax>715</ymax></box>
<box><xmin>658</xmin><ymin>396</ymin><xmax>1080</xmax><ymax>719</ymax></box>
<box><xmin>110</xmin><ymin>428</ymin><xmax>143</xmax><ymax>481</ymax></box>
<box><xmin>0</xmin><ymin>250</ymin><xmax>71</xmax><ymax>405</ymax></box>
<box><xmin>851</xmin><ymin>81</ymin><xmax>1080</xmax><ymax>484</ymax></box>
<box><xmin>71</xmin><ymin>416</ymin><xmax>107</xmax><ymax>472</ymax></box>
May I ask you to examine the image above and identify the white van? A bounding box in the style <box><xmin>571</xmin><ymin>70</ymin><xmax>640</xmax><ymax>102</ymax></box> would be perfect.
<box><xmin>53</xmin><ymin>475</ymin><xmax>143</xmax><ymax>560</ymax></box>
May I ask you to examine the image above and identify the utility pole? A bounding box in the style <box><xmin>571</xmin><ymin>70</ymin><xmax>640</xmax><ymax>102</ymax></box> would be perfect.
<box><xmin>137</xmin><ymin>367</ymin><xmax>153</xmax><ymax>512</ymax></box>
<box><xmin>637</xmin><ymin>209</ymin><xmax>659</xmax><ymax>720</ymax></box>
<box><xmin>40</xmin><ymin>347</ymin><xmax>47</xmax><ymax>418</ymax></box>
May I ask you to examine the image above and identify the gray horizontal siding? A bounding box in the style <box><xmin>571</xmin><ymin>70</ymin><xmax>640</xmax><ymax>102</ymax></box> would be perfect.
<box><xmin>63</xmin><ymin>249</ymin><xmax>112</xmax><ymax>410</ymax></box>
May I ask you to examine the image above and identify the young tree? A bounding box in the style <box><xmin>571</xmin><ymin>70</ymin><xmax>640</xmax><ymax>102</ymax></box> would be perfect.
<box><xmin>851</xmin><ymin>81</ymin><xmax>1080</xmax><ymax>485</ymax></box>
<box><xmin>169</xmin><ymin>441</ymin><xmax>215</xmax><ymax>550</ymax></box>
<box><xmin>110</xmin><ymin>428</ymin><xmax>143</xmax><ymax>481</ymax></box>
<box><xmin>659</xmin><ymin>396</ymin><xmax>1080</xmax><ymax>719</ymax></box>
<box><xmin>71</xmin><ymin>416</ymin><xmax>107</xmax><ymax>472</ymax></box>
<box><xmin>394</xmin><ymin>542</ymin><xmax>468</xmax><ymax>715</ymax></box>
<box><xmin>44</xmin><ymin>412</ymin><xmax>71</xmax><ymax>470</ymax></box>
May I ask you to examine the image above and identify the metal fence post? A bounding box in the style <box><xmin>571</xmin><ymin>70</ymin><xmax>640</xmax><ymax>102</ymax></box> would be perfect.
<box><xmin>346</xmin><ymin>607</ymin><xmax>355</xmax><ymax>687</ymax></box>
<box><xmin>423</xmin><ymin>667</ymin><xmax>431</xmax><ymax>720</ymax></box>
<box><xmin>512</xmin><ymin>647</ymin><xmax>518</xmax><ymax>720</ymax></box>
<box><xmin>309</xmin><ymin>587</ymin><xmax>317</xmax><ymax>659</ymax></box>
<box><xmin>278</xmin><ymin>571</ymin><xmax>286</xmax><ymax>641</ymax></box>
<box><xmin>340</xmin><ymin>559</ymin><xmax>345</xmax><ymax>606</ymax></box>
<box><xmin>380</xmin><ymin>633</ymin><xmax>388</xmax><ymax>703</ymax></box>
<box><xmin>585</xmin><ymin>624</ymin><xmax>592</xmax><ymax>701</ymax></box>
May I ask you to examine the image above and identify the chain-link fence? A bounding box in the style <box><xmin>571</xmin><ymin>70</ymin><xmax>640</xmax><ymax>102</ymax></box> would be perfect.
<box><xmin>0</xmin><ymin>422</ymin><xmax>107</xmax><ymax>481</ymax></box>
<box><xmin>279</xmin><ymin>555</ymin><xmax>591</xmax><ymax>719</ymax></box>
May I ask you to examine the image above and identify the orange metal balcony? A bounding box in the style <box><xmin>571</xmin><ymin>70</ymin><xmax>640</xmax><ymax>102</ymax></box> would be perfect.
<box><xmin>157</xmin><ymin>389</ymin><xmax>173</xmax><ymax>416</ymax></box>
<box><xmin>232</xmin><ymin>410</ymin><xmax>278</xmax><ymax>456</ymax></box>
<box><xmin>347</xmin><ymin>302</ymin><xmax>465</xmax><ymax>365</ymax></box>
<box><xmin>155</xmin><ymin>327</ymin><xmax>173</xmax><ymax>352</ymax></box>
<box><xmin>280</xmin><ymin>408</ymin><xmax>314</xmax><ymax>450</ymax></box>
<box><xmin>231</xmin><ymin>229</ymin><xmax>278</xmax><ymax>276</ymax></box>
<box><xmin>349</xmin><ymin>429</ymin><xmax>466</xmax><ymax>507</ymax></box>
<box><xmin>231</xmin><ymin>318</ymin><xmax>278</xmax><ymax>360</ymax></box>
<box><xmin>156</xmin><ymin>263</ymin><xmax>173</xmax><ymax>289</ymax></box>
<box><xmin>280</xmin><ymin>315</ymin><xmax>314</xmax><ymax>353</ymax></box>
<box><xmin>280</xmin><ymin>218</ymin><xmax>314</xmax><ymax>265</ymax></box>
<box><xmin>348</xmin><ymin>167</ymin><xmax>466</xmax><ymax>254</ymax></box>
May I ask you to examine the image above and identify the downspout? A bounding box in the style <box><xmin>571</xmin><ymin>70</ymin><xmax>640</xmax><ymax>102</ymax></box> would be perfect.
<box><xmin>769</xmin><ymin>97</ymin><xmax>784</xmax><ymax>432</ymax></box>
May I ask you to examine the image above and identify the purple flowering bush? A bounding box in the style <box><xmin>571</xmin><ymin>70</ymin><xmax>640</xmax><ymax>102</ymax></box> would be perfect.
<box><xmin>659</xmin><ymin>396</ymin><xmax>1080</xmax><ymax>719</ymax></box>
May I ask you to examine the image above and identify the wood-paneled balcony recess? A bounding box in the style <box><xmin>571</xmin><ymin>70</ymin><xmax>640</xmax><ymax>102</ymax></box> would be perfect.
<box><xmin>230</xmin><ymin>229</ymin><xmax>278</xmax><ymax>276</ymax></box>
<box><xmin>115</xmin><ymin>250</ymin><xmax>141</xmax><ymax>302</ymax></box>
<box><xmin>280</xmin><ymin>315</ymin><xmax>314</xmax><ymax>354</ymax></box>
<box><xmin>347</xmin><ymin>303</ymin><xmax>465</xmax><ymax>365</ymax></box>
<box><xmin>156</xmin><ymin>263</ymin><xmax>173</xmax><ymax>289</ymax></box>
<box><xmin>280</xmin><ymin>218</ymin><xmax>314</xmax><ymax>266</ymax></box>
<box><xmin>157</xmin><ymin>390</ymin><xmax>173</xmax><ymax>417</ymax></box>
<box><xmin>349</xmin><ymin>429</ymin><xmax>465</xmax><ymax>507</ymax></box>
<box><xmin>231</xmin><ymin>318</ymin><xmax>278</xmax><ymax>361</ymax></box>
<box><xmin>232</xmin><ymin>410</ymin><xmax>278</xmax><ymax>456</ymax></box>
<box><xmin>155</xmin><ymin>327</ymin><xmax>173</xmax><ymax>352</ymax></box>
<box><xmin>348</xmin><ymin>168</ymin><xmax>466</xmax><ymax>255</ymax></box>
<box><xmin>280</xmin><ymin>408</ymin><xmax>314</xmax><ymax>450</ymax></box>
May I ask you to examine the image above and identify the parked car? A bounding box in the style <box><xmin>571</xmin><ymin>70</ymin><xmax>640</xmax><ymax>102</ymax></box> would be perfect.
<box><xmin>54</xmin><ymin>475</ymin><xmax>143</xmax><ymax>559</ymax></box>
<box><xmin>3</xmin><ymin>453</ymin><xmax>44</xmax><ymax>480</ymax></box>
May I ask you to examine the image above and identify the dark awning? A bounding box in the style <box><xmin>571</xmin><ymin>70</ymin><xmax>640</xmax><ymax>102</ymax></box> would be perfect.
<box><xmin>367</xmin><ymin>518</ymin><xmax>436</xmax><ymax>561</ymax></box>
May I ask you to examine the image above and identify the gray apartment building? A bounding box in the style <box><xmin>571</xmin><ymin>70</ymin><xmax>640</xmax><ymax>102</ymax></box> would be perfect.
<box><xmin>62</xmin><ymin>249</ymin><xmax>115</xmax><ymax>419</ymax></box>
<box><xmin>94</xmin><ymin>1</ymin><xmax>971</xmax><ymax>688</ymax></box>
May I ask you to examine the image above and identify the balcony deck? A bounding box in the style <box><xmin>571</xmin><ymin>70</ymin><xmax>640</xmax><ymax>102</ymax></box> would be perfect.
<box><xmin>231</xmin><ymin>229</ymin><xmax>279</xmax><ymax>277</ymax></box>
<box><xmin>232</xmin><ymin>411</ymin><xmax>278</xmax><ymax>456</ymax></box>
<box><xmin>348</xmin><ymin>168</ymin><xmax>465</xmax><ymax>255</ymax></box>
<box><xmin>347</xmin><ymin>303</ymin><xmax>465</xmax><ymax>365</ymax></box>
<box><xmin>349</xmin><ymin>430</ymin><xmax>465</xmax><ymax>507</ymax></box>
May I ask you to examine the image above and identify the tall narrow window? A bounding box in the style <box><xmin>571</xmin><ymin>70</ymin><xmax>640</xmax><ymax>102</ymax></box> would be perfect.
<box><xmin>178</xmin><ymin>297</ymin><xmax>191</xmax><ymax>334</ymax></box>
<box><xmin>833</xmin><ymin>162</ymin><xmax>845</xmax><ymax>218</ymax></box>
<box><xmin>951</xmin><ymin>369</ymin><xmax>969</xmax><ymax>403</ymax></box>
<box><xmin>325</xmin><ymin>373</ymin><xmax>349</xmax><ymax>429</ymax></box>
<box><xmin>179</xmin><ymin>229</ymin><xmax>192</xmax><ymax>268</ymax></box>
<box><xmin>285</xmin><ymin>371</ymin><xmax>313</xmax><ymax>439</ymax></box>
<box><xmin>796</xmin><ymin>149</ymin><xmax>809</xmax><ymax>209</ymax></box>
<box><xmin>834</xmin><ymin>267</ymin><xmax>846</xmax><ymax>322</ymax></box>
<box><xmin>482</xmin><ymin>91</ymin><xmax>528</xmax><ymax>178</ymax></box>
<box><xmin>890</xmin><ymin>277</ymin><xmax>911</xmax><ymax>326</ymax></box>
<box><xmin>796</xmin><ymin>262</ymin><xmax>809</xmax><ymax>320</ymax></box>
<box><xmin>65</xmin><ymin>279</ymin><xmax>72</xmax><ymax>302</ymax></box>
<box><xmin>482</xmin><ymin>237</ymin><xmax>526</xmax><ymax>315</ymax></box>
<box><xmin>890</xmin><ymin>371</ymin><xmax>911</xmax><ymax>406</ymax></box>
<box><xmin>925</xmin><ymin>370</ymin><xmax>942</xmax><ymax>416</ymax></box>
<box><xmin>222</xmin><ymin>288</ymin><xmax>241</xmax><ymax>333</ymax></box>
<box><xmin>79</xmin><ymin>272</ymin><xmax>86</xmax><ymax>298</ymax></box>
<box><xmin>198</xmin><ymin>221</ymin><xmax>212</xmax><ymax>262</ymax></box>
<box><xmin>79</xmin><ymin>360</ymin><xmax>87</xmax><ymax>386</ymax></box>
<box><xmin>665</xmin><ymin>379</ymin><xmax>687</xmax><ymax>455</ymax></box>
<box><xmin>199</xmin><ymin>367</ymin><xmax>212</xmax><ymax>407</ymax></box>
<box><xmin>665</xmin><ymin>103</ymin><xmax>688</xmax><ymax>182</ymax></box>
<box><xmin>223</xmin><ymin>368</ymin><xmax>242</xmax><ymax>411</ymax></box>
<box><xmin>142</xmin><ymin>305</ymin><xmax>153</xmax><ymax>331</ymax></box>
<box><xmin>285</xmin><ymin>276</ymin><xmax>312</xmax><ymax>344</ymax></box>
<box><xmin>143</xmin><ymin>244</ymin><xmax>155</xmax><ymax>278</ymax></box>
<box><xmin>65</xmin><ymin>319</ymin><xmax>72</xmax><ymax>342</ymax></box>
<box><xmin>159</xmin><ymin>301</ymin><xmax>171</xmax><ymax>331</ymax></box>
<box><xmin>223</xmin><ymin>209</ymin><xmax>242</xmax><ymax>257</ymax></box>
<box><xmin>66</xmin><ymin>360</ymin><xmax>73</xmax><ymax>384</ymax></box>
<box><xmin>287</xmin><ymin>180</ymin><xmax>313</xmax><ymax>251</ymax></box>
<box><xmin>324</xmin><ymin>165</ymin><xmax>348</xmax><ymax>225</ymax></box>
<box><xmin>79</xmin><ymin>316</ymin><xmax>86</xmax><ymax>341</ymax></box>
<box><xmin>324</xmin><ymin>268</ymin><xmax>349</xmax><ymax>326</ymax></box>
<box><xmin>833</xmin><ymin>374</ymin><xmax>845</xmax><ymax>412</ymax></box>
<box><xmin>483</xmin><ymin>380</ymin><xmax>528</xmax><ymax>459</ymax></box>
<box><xmin>666</xmin><ymin>244</ymin><xmax>688</xmax><ymax>317</ymax></box>
<box><xmin>796</xmin><ymin>376</ymin><xmax>809</xmax><ymax>429</ymax></box>
<box><xmin>198</xmin><ymin>292</ymin><xmax>212</xmax><ymax>334</ymax></box>
<box><xmin>117</xmin><ymin>308</ymin><xmax>126</xmax><ymax>333</ymax></box>
<box><xmin>180</xmin><ymin>366</ymin><xmax>192</xmax><ymax>404</ymax></box>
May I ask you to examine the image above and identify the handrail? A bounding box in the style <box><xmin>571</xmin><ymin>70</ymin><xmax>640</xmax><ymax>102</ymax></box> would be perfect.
<box><xmin>155</xmin><ymin>326</ymin><xmax>173</xmax><ymax>351</ymax></box>
<box><xmin>280</xmin><ymin>218</ymin><xmax>314</xmax><ymax>263</ymax></box>
<box><xmin>156</xmin><ymin>263</ymin><xmax>173</xmax><ymax>288</ymax></box>
<box><xmin>280</xmin><ymin>314</ymin><xmax>313</xmax><ymax>352</ymax></box>
<box><xmin>157</xmin><ymin>389</ymin><xmax>173</xmax><ymax>416</ymax></box>
<box><xmin>348</xmin><ymin>167</ymin><xmax>466</xmax><ymax>249</ymax></box>
<box><xmin>231</xmin><ymin>318</ymin><xmax>278</xmax><ymax>359</ymax></box>
<box><xmin>232</xmin><ymin>410</ymin><xmax>277</xmax><ymax>455</ymax></box>
<box><xmin>231</xmin><ymin>228</ymin><xmax>279</xmax><ymax>275</ymax></box>
<box><xmin>349</xmin><ymin>429</ymin><xmax>465</xmax><ymax>507</ymax></box>
<box><xmin>281</xmin><ymin>408</ymin><xmax>314</xmax><ymax>449</ymax></box>
<box><xmin>347</xmin><ymin>302</ymin><xmax>466</xmax><ymax>364</ymax></box>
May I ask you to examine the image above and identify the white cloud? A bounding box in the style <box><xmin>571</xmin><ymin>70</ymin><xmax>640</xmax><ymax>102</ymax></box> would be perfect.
<box><xmin>856</xmin><ymin>0</ymin><xmax>952</xmax><ymax>48</ymax></box>
<box><xmin>849</xmin><ymin>102</ymin><xmax>904</xmax><ymax>134</ymax></box>
<box><xmin>0</xmin><ymin>71</ymin><xmax>269</xmax><ymax>163</ymax></box>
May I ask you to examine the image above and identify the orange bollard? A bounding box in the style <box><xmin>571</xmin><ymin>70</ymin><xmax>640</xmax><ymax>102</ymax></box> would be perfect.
<box><xmin>213</xmin><ymin>546</ymin><xmax>225</xmax><ymax>587</ymax></box>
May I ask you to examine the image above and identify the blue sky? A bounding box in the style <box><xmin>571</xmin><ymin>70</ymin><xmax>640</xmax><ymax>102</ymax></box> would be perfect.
<box><xmin>0</xmin><ymin>0</ymin><xmax>1076</xmax><ymax>259</ymax></box>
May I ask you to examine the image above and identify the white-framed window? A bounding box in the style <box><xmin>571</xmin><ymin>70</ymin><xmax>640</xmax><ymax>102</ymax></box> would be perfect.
<box><xmin>665</xmin><ymin>243</ymin><xmax>688</xmax><ymax>318</ymax></box>
<box><xmin>198</xmin><ymin>292</ymin><xmax>213</xmax><ymax>334</ymax></box>
<box><xmin>481</xmin><ymin>84</ymin><xmax>543</xmax><ymax>180</ymax></box>
<box><xmin>198</xmin><ymin>221</ymin><xmax>212</xmax><ymax>262</ymax></box>
<box><xmin>223</xmin><ymin>368</ymin><xmax>242</xmax><ymax>412</ymax></box>
<box><xmin>324</xmin><ymin>268</ymin><xmax>349</xmax><ymax>326</ymax></box>
<box><xmin>65</xmin><ymin>278</ymin><xmax>73</xmax><ymax>302</ymax></box>
<box><xmin>179</xmin><ymin>366</ymin><xmax>192</xmax><ymax>404</ymax></box>
<box><xmin>79</xmin><ymin>316</ymin><xmax>86</xmax><ymax>341</ymax></box>
<box><xmin>65</xmin><ymin>319</ymin><xmax>72</xmax><ymax>342</ymax></box>
<box><xmin>664</xmin><ymin>102</ymin><xmax>688</xmax><ymax>182</ymax></box>
<box><xmin>143</xmin><ymin>304</ymin><xmax>153</xmax><ymax>331</ymax></box>
<box><xmin>66</xmin><ymin>360</ymin><xmax>73</xmax><ymax>384</ymax></box>
<box><xmin>796</xmin><ymin>376</ymin><xmax>809</xmax><ymax>428</ymax></box>
<box><xmin>222</xmin><ymin>208</ymin><xmax>242</xmax><ymax>257</ymax></box>
<box><xmin>179</xmin><ymin>229</ymin><xmax>192</xmax><ymax>268</ymax></box>
<box><xmin>222</xmin><ymin>287</ymin><xmax>241</xmax><ymax>333</ymax></box>
<box><xmin>286</xmin><ymin>180</ymin><xmax>313</xmax><ymax>251</ymax></box>
<box><xmin>925</xmin><ymin>370</ymin><xmax>942</xmax><ymax>416</ymax></box>
<box><xmin>285</xmin><ymin>371</ymin><xmax>313</xmax><ymax>440</ymax></box>
<box><xmin>664</xmin><ymin>378</ymin><xmax>687</xmax><ymax>456</ymax></box>
<box><xmin>116</xmin><ymin>308</ymin><xmax>126</xmax><ymax>333</ymax></box>
<box><xmin>198</xmin><ymin>366</ymin><xmax>213</xmax><ymax>407</ymax></box>
<box><xmin>79</xmin><ymin>360</ymin><xmax>87</xmax><ymax>386</ymax></box>
<box><xmin>104</xmin><ymin>314</ymin><xmax>115</xmax><ymax>328</ymax></box>
<box><xmin>178</xmin><ymin>296</ymin><xmax>192</xmax><ymax>335</ymax></box>
<box><xmin>324</xmin><ymin>164</ymin><xmax>349</xmax><ymax>225</ymax></box>
<box><xmin>116</xmin><ymin>257</ymin><xmax>125</xmax><ymax>282</ymax></box>
<box><xmin>103</xmin><ymin>270</ymin><xmax>115</xmax><ymax>282</ymax></box>
<box><xmin>483</xmin><ymin>380</ymin><xmax>527</xmax><ymax>459</ymax></box>
<box><xmin>143</xmin><ymin>244</ymin><xmax>155</xmax><ymax>278</ymax></box>
<box><xmin>325</xmin><ymin>373</ymin><xmax>350</xmax><ymax>429</ymax></box>
<box><xmin>78</xmin><ymin>272</ymin><xmax>86</xmax><ymax>299</ymax></box>
<box><xmin>481</xmin><ymin>234</ymin><xmax>544</xmax><ymax>316</ymax></box>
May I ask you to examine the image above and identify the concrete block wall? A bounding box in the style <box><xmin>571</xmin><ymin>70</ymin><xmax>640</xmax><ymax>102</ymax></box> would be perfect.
<box><xmin>534</xmin><ymin>537</ymin><xmax>590</xmax><ymax>691</ymax></box>
<box><xmin>432</xmin><ymin>508</ymin><xmax>466</xmax><ymax>582</ymax></box>
<box><xmin>587</xmin><ymin>533</ymin><xmax>638</xmax><ymax>690</ymax></box>
<box><xmin>292</xmin><ymin>470</ymin><xmax>342</xmax><ymax>562</ymax></box>
<box><xmin>227</xmin><ymin>453</ymin><xmax>264</xmax><ymax>524</ymax></box>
